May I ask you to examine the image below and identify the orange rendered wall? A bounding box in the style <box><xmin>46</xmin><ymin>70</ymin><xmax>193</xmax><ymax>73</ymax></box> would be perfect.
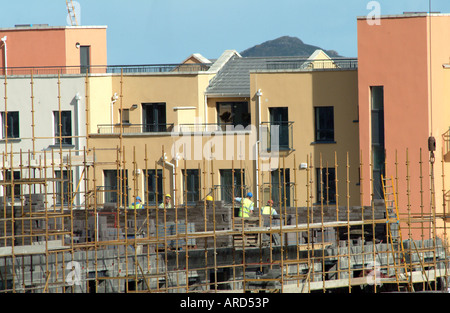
<box><xmin>0</xmin><ymin>28</ymin><xmax>66</xmax><ymax>68</ymax></box>
<box><xmin>65</xmin><ymin>27</ymin><xmax>107</xmax><ymax>69</ymax></box>
<box><xmin>0</xmin><ymin>26</ymin><xmax>107</xmax><ymax>71</ymax></box>
<box><xmin>357</xmin><ymin>16</ymin><xmax>431</xmax><ymax>237</ymax></box>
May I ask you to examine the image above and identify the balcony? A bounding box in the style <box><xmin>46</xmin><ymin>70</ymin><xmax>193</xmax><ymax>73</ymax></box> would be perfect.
<box><xmin>176</xmin><ymin>123</ymin><xmax>251</xmax><ymax>133</ymax></box>
<box><xmin>97</xmin><ymin>123</ymin><xmax>174</xmax><ymax>135</ymax></box>
<box><xmin>265</xmin><ymin>58</ymin><xmax>358</xmax><ymax>71</ymax></box>
<box><xmin>260</xmin><ymin>121</ymin><xmax>294</xmax><ymax>152</ymax></box>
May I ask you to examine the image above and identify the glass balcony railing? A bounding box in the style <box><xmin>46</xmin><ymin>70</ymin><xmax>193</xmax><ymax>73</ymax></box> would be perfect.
<box><xmin>176</xmin><ymin>123</ymin><xmax>251</xmax><ymax>133</ymax></box>
<box><xmin>97</xmin><ymin>123</ymin><xmax>174</xmax><ymax>134</ymax></box>
<box><xmin>260</xmin><ymin>121</ymin><xmax>294</xmax><ymax>151</ymax></box>
<box><xmin>209</xmin><ymin>185</ymin><xmax>249</xmax><ymax>204</ymax></box>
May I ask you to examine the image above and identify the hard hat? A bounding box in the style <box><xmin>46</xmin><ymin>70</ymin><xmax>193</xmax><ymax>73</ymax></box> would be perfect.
<box><xmin>267</xmin><ymin>200</ymin><xmax>273</xmax><ymax>205</ymax></box>
<box><xmin>165</xmin><ymin>194</ymin><xmax>171</xmax><ymax>198</ymax></box>
<box><xmin>246</xmin><ymin>192</ymin><xmax>253</xmax><ymax>198</ymax></box>
<box><xmin>136</xmin><ymin>196</ymin><xmax>141</xmax><ymax>201</ymax></box>
<box><xmin>206</xmin><ymin>195</ymin><xmax>213</xmax><ymax>201</ymax></box>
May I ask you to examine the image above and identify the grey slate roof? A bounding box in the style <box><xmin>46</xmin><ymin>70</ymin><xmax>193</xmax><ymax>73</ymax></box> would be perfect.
<box><xmin>205</xmin><ymin>55</ymin><xmax>310</xmax><ymax>97</ymax></box>
<box><xmin>205</xmin><ymin>52</ymin><xmax>358</xmax><ymax>97</ymax></box>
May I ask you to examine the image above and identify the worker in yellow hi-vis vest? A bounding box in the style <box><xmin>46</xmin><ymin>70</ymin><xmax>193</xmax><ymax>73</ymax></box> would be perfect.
<box><xmin>159</xmin><ymin>194</ymin><xmax>172</xmax><ymax>208</ymax></box>
<box><xmin>261</xmin><ymin>200</ymin><xmax>277</xmax><ymax>216</ymax></box>
<box><xmin>129</xmin><ymin>196</ymin><xmax>144</xmax><ymax>209</ymax></box>
<box><xmin>236</xmin><ymin>192</ymin><xmax>254</xmax><ymax>217</ymax></box>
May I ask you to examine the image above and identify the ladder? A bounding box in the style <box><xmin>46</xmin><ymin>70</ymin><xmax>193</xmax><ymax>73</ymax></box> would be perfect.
<box><xmin>381</xmin><ymin>175</ymin><xmax>412</xmax><ymax>291</ymax></box>
<box><xmin>66</xmin><ymin>0</ymin><xmax>79</xmax><ymax>26</ymax></box>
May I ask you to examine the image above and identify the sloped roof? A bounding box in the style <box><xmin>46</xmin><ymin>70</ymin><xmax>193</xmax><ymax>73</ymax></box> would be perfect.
<box><xmin>181</xmin><ymin>53</ymin><xmax>212</xmax><ymax>65</ymax></box>
<box><xmin>205</xmin><ymin>55</ymin><xmax>310</xmax><ymax>96</ymax></box>
<box><xmin>205</xmin><ymin>50</ymin><xmax>356</xmax><ymax>96</ymax></box>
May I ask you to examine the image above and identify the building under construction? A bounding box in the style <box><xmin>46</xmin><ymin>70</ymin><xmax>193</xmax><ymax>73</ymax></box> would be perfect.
<box><xmin>1</xmin><ymin>12</ymin><xmax>450</xmax><ymax>293</ymax></box>
<box><xmin>0</xmin><ymin>145</ymin><xmax>449</xmax><ymax>293</ymax></box>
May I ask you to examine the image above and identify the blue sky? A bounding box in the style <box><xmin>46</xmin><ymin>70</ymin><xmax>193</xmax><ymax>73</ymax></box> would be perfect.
<box><xmin>1</xmin><ymin>0</ymin><xmax>450</xmax><ymax>64</ymax></box>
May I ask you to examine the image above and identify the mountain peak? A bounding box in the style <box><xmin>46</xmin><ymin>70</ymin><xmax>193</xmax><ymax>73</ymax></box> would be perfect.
<box><xmin>240</xmin><ymin>36</ymin><xmax>340</xmax><ymax>58</ymax></box>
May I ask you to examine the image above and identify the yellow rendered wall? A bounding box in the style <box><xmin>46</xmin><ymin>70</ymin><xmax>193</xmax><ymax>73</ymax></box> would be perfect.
<box><xmin>88</xmin><ymin>72</ymin><xmax>221</xmax><ymax>206</ymax></box>
<box><xmin>110</xmin><ymin>74</ymin><xmax>202</xmax><ymax>126</ymax></box>
<box><xmin>251</xmin><ymin>70</ymin><xmax>360</xmax><ymax>207</ymax></box>
<box><xmin>88</xmin><ymin>75</ymin><xmax>113</xmax><ymax>134</ymax></box>
<box><xmin>428</xmin><ymin>16</ymin><xmax>450</xmax><ymax>237</ymax></box>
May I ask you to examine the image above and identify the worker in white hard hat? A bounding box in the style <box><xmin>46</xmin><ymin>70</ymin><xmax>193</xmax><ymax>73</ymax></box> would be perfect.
<box><xmin>159</xmin><ymin>194</ymin><xmax>172</xmax><ymax>208</ymax></box>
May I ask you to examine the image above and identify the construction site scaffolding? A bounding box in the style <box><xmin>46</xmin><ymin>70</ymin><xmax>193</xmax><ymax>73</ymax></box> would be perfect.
<box><xmin>0</xmin><ymin>68</ymin><xmax>449</xmax><ymax>293</ymax></box>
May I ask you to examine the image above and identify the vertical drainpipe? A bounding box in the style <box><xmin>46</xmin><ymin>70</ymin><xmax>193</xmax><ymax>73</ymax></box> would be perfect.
<box><xmin>163</xmin><ymin>153</ymin><xmax>179</xmax><ymax>204</ymax></box>
<box><xmin>1</xmin><ymin>36</ymin><xmax>7</xmax><ymax>73</ymax></box>
<box><xmin>111</xmin><ymin>93</ymin><xmax>118</xmax><ymax>133</ymax></box>
<box><xmin>74</xmin><ymin>92</ymin><xmax>82</xmax><ymax>207</ymax></box>
<box><xmin>256</xmin><ymin>89</ymin><xmax>262</xmax><ymax>209</ymax></box>
<box><xmin>204</xmin><ymin>94</ymin><xmax>208</xmax><ymax>129</ymax></box>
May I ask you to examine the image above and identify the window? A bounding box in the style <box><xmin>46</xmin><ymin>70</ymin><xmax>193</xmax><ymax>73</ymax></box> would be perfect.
<box><xmin>220</xmin><ymin>169</ymin><xmax>245</xmax><ymax>202</ymax></box>
<box><xmin>316</xmin><ymin>167</ymin><xmax>336</xmax><ymax>204</ymax></box>
<box><xmin>314</xmin><ymin>107</ymin><xmax>334</xmax><ymax>142</ymax></box>
<box><xmin>269</xmin><ymin>107</ymin><xmax>290</xmax><ymax>150</ymax></box>
<box><xmin>103</xmin><ymin>169</ymin><xmax>128</xmax><ymax>206</ymax></box>
<box><xmin>4</xmin><ymin>170</ymin><xmax>21</xmax><ymax>200</ymax></box>
<box><xmin>182</xmin><ymin>169</ymin><xmax>200</xmax><ymax>204</ymax></box>
<box><xmin>55</xmin><ymin>170</ymin><xmax>72</xmax><ymax>205</ymax></box>
<box><xmin>371</xmin><ymin>86</ymin><xmax>385</xmax><ymax>199</ymax></box>
<box><xmin>142</xmin><ymin>103</ymin><xmax>167</xmax><ymax>132</ymax></box>
<box><xmin>217</xmin><ymin>102</ymin><xmax>250</xmax><ymax>130</ymax></box>
<box><xmin>80</xmin><ymin>46</ymin><xmax>90</xmax><ymax>74</ymax></box>
<box><xmin>271</xmin><ymin>168</ymin><xmax>291</xmax><ymax>207</ymax></box>
<box><xmin>54</xmin><ymin>111</ymin><xmax>72</xmax><ymax>145</ymax></box>
<box><xmin>145</xmin><ymin>169</ymin><xmax>163</xmax><ymax>205</ymax></box>
<box><xmin>1</xmin><ymin>111</ymin><xmax>19</xmax><ymax>139</ymax></box>
<box><xmin>120</xmin><ymin>109</ymin><xmax>130</xmax><ymax>124</ymax></box>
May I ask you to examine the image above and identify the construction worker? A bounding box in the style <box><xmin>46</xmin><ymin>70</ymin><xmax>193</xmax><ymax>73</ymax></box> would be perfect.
<box><xmin>236</xmin><ymin>192</ymin><xmax>254</xmax><ymax>217</ymax></box>
<box><xmin>261</xmin><ymin>200</ymin><xmax>277</xmax><ymax>216</ymax></box>
<box><xmin>159</xmin><ymin>194</ymin><xmax>172</xmax><ymax>208</ymax></box>
<box><xmin>129</xmin><ymin>196</ymin><xmax>143</xmax><ymax>209</ymax></box>
<box><xmin>205</xmin><ymin>195</ymin><xmax>213</xmax><ymax>208</ymax></box>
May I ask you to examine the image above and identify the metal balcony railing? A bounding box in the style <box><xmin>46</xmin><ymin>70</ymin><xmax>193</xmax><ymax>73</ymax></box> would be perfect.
<box><xmin>265</xmin><ymin>58</ymin><xmax>358</xmax><ymax>71</ymax></box>
<box><xmin>176</xmin><ymin>123</ymin><xmax>251</xmax><ymax>133</ymax></box>
<box><xmin>443</xmin><ymin>128</ymin><xmax>450</xmax><ymax>156</ymax></box>
<box><xmin>209</xmin><ymin>184</ymin><xmax>249</xmax><ymax>204</ymax></box>
<box><xmin>97</xmin><ymin>123</ymin><xmax>174</xmax><ymax>134</ymax></box>
<box><xmin>261</xmin><ymin>182</ymin><xmax>295</xmax><ymax>208</ymax></box>
<box><xmin>260</xmin><ymin>121</ymin><xmax>294</xmax><ymax>151</ymax></box>
<box><xmin>0</xmin><ymin>63</ymin><xmax>212</xmax><ymax>76</ymax></box>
